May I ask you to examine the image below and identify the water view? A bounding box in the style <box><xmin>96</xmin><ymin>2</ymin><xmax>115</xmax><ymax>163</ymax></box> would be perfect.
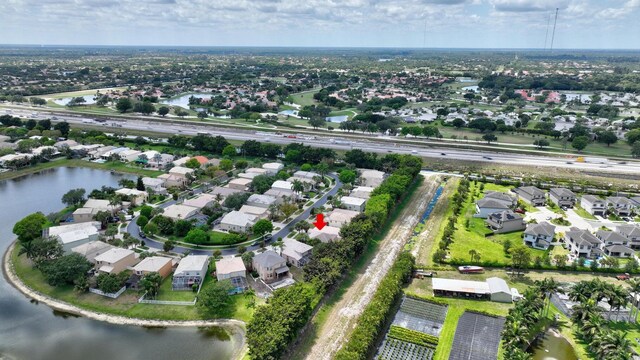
<box><xmin>52</xmin><ymin>95</ymin><xmax>97</xmax><ymax>106</ymax></box>
<box><xmin>530</xmin><ymin>329</ymin><xmax>578</xmax><ymax>360</ymax></box>
<box><xmin>160</xmin><ymin>93</ymin><xmax>212</xmax><ymax>109</ymax></box>
<box><xmin>0</xmin><ymin>167</ymin><xmax>240</xmax><ymax>360</ymax></box>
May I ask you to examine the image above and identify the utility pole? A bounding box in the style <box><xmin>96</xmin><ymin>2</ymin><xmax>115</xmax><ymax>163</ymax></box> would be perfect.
<box><xmin>550</xmin><ymin>8</ymin><xmax>559</xmax><ymax>51</ymax></box>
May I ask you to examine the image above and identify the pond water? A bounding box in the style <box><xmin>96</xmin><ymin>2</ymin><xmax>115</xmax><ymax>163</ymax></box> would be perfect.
<box><xmin>462</xmin><ymin>85</ymin><xmax>479</xmax><ymax>92</ymax></box>
<box><xmin>0</xmin><ymin>167</ymin><xmax>241</xmax><ymax>360</ymax></box>
<box><xmin>161</xmin><ymin>93</ymin><xmax>212</xmax><ymax>109</ymax></box>
<box><xmin>52</xmin><ymin>95</ymin><xmax>97</xmax><ymax>106</ymax></box>
<box><xmin>530</xmin><ymin>328</ymin><xmax>578</xmax><ymax>360</ymax></box>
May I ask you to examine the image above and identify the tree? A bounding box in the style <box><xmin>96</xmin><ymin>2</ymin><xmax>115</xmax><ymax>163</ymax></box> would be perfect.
<box><xmin>338</xmin><ymin>169</ymin><xmax>357</xmax><ymax>184</ymax></box>
<box><xmin>40</xmin><ymin>253</ymin><xmax>92</xmax><ymax>286</ymax></box>
<box><xmin>482</xmin><ymin>133</ymin><xmax>498</xmax><ymax>144</ymax></box>
<box><xmin>510</xmin><ymin>245</ymin><xmax>531</xmax><ymax>274</ymax></box>
<box><xmin>468</xmin><ymin>249</ymin><xmax>481</xmax><ymax>264</ymax></box>
<box><xmin>93</xmin><ymin>210</ymin><xmax>111</xmax><ymax>229</ymax></box>
<box><xmin>433</xmin><ymin>249</ymin><xmax>447</xmax><ymax>263</ymax></box>
<box><xmin>308</xmin><ymin>117</ymin><xmax>326</xmax><ymax>129</ymax></box>
<box><xmin>115</xmin><ymin>97</ymin><xmax>133</xmax><ymax>113</ymax></box>
<box><xmin>53</xmin><ymin>121</ymin><xmax>70</xmax><ymax>137</ymax></box>
<box><xmin>23</xmin><ymin>237</ymin><xmax>63</xmax><ymax>266</ymax></box>
<box><xmin>223</xmin><ymin>192</ymin><xmax>250</xmax><ymax>210</ymax></box>
<box><xmin>136</xmin><ymin>215</ymin><xmax>149</xmax><ymax>228</ymax></box>
<box><xmin>294</xmin><ymin>221</ymin><xmax>311</xmax><ymax>233</ymax></box>
<box><xmin>157</xmin><ymin>106</ymin><xmax>170</xmax><ymax>117</ymax></box>
<box><xmin>140</xmin><ymin>272</ymin><xmax>163</xmax><ymax>298</ymax></box>
<box><xmin>553</xmin><ymin>254</ymin><xmax>567</xmax><ymax>268</ymax></box>
<box><xmin>291</xmin><ymin>179</ymin><xmax>304</xmax><ymax>194</ymax></box>
<box><xmin>253</xmin><ymin>219</ymin><xmax>273</xmax><ymax>238</ymax></box>
<box><xmin>174</xmin><ymin>219</ymin><xmax>192</xmax><ymax>237</ymax></box>
<box><xmin>452</xmin><ymin>118</ymin><xmax>466</xmax><ymax>129</ymax></box>
<box><xmin>184</xmin><ymin>228</ymin><xmax>209</xmax><ymax>244</ymax></box>
<box><xmin>222</xmin><ymin>145</ymin><xmax>236</xmax><ymax>158</ymax></box>
<box><xmin>533</xmin><ymin>139</ymin><xmax>550</xmax><ymax>149</ymax></box>
<box><xmin>632</xmin><ymin>142</ymin><xmax>640</xmax><ymax>158</ymax></box>
<box><xmin>143</xmin><ymin>222</ymin><xmax>159</xmax><ymax>237</ymax></box>
<box><xmin>136</xmin><ymin>176</ymin><xmax>145</xmax><ymax>191</ymax></box>
<box><xmin>61</xmin><ymin>188</ymin><xmax>86</xmax><ymax>207</ymax></box>
<box><xmin>13</xmin><ymin>212</ymin><xmax>47</xmax><ymax>243</ymax></box>
<box><xmin>198</xmin><ymin>280</ymin><xmax>233</xmax><ymax>312</ymax></box>
<box><xmin>97</xmin><ymin>273</ymin><xmax>125</xmax><ymax>293</ymax></box>
<box><xmin>241</xmin><ymin>251</ymin><xmax>255</xmax><ymax>270</ymax></box>
<box><xmin>185</xmin><ymin>158</ymin><xmax>201</xmax><ymax>169</ymax></box>
<box><xmin>571</xmin><ymin>136</ymin><xmax>590</xmax><ymax>152</ymax></box>
<box><xmin>197</xmin><ymin>111</ymin><xmax>208</xmax><ymax>120</ymax></box>
<box><xmin>251</xmin><ymin>175</ymin><xmax>276</xmax><ymax>194</ymax></box>
<box><xmin>597</xmin><ymin>131</ymin><xmax>618</xmax><ymax>147</ymax></box>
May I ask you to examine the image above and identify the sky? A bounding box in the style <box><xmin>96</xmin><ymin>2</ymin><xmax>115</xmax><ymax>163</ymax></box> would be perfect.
<box><xmin>1</xmin><ymin>0</ymin><xmax>639</xmax><ymax>49</ymax></box>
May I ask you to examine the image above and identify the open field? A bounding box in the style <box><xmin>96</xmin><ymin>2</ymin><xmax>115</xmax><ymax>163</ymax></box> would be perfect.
<box><xmin>287</xmin><ymin>89</ymin><xmax>320</xmax><ymax>107</ymax></box>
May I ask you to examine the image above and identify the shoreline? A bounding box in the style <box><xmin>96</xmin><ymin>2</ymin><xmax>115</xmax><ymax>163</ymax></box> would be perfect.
<box><xmin>2</xmin><ymin>240</ymin><xmax>247</xmax><ymax>331</ymax></box>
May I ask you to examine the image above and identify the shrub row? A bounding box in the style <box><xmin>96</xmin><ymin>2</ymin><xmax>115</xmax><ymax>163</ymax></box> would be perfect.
<box><xmin>334</xmin><ymin>252</ymin><xmax>416</xmax><ymax>360</ymax></box>
<box><xmin>432</xmin><ymin>178</ymin><xmax>471</xmax><ymax>263</ymax></box>
<box><xmin>388</xmin><ymin>325</ymin><xmax>438</xmax><ymax>349</ymax></box>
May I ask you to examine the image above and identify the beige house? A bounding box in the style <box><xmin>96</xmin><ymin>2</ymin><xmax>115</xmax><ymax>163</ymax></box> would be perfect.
<box><xmin>115</xmin><ymin>188</ymin><xmax>148</xmax><ymax>205</ymax></box>
<box><xmin>219</xmin><ymin>211</ymin><xmax>257</xmax><ymax>233</ymax></box>
<box><xmin>326</xmin><ymin>209</ymin><xmax>360</xmax><ymax>227</ymax></box>
<box><xmin>308</xmin><ymin>225</ymin><xmax>341</xmax><ymax>243</ymax></box>
<box><xmin>350</xmin><ymin>186</ymin><xmax>375</xmax><ymax>200</ymax></box>
<box><xmin>252</xmin><ymin>250</ymin><xmax>289</xmax><ymax>283</ymax></box>
<box><xmin>239</xmin><ymin>205</ymin><xmax>270</xmax><ymax>219</ymax></box>
<box><xmin>94</xmin><ymin>248</ymin><xmax>138</xmax><ymax>274</ymax></box>
<box><xmin>359</xmin><ymin>169</ymin><xmax>386</xmax><ymax>187</ymax></box>
<box><xmin>133</xmin><ymin>256</ymin><xmax>173</xmax><ymax>279</ymax></box>
<box><xmin>215</xmin><ymin>257</ymin><xmax>246</xmax><ymax>281</ymax></box>
<box><xmin>210</xmin><ymin>186</ymin><xmax>245</xmax><ymax>202</ymax></box>
<box><xmin>182</xmin><ymin>193</ymin><xmax>218</xmax><ymax>210</ymax></box>
<box><xmin>157</xmin><ymin>173</ymin><xmax>188</xmax><ymax>188</ymax></box>
<box><xmin>262</xmin><ymin>162</ymin><xmax>284</xmax><ymax>175</ymax></box>
<box><xmin>245</xmin><ymin>167</ymin><xmax>269</xmax><ymax>175</ymax></box>
<box><xmin>228</xmin><ymin>178</ymin><xmax>252</xmax><ymax>191</ymax></box>
<box><xmin>71</xmin><ymin>241</ymin><xmax>115</xmax><ymax>263</ymax></box>
<box><xmin>173</xmin><ymin>255</ymin><xmax>210</xmax><ymax>290</ymax></box>
<box><xmin>162</xmin><ymin>204</ymin><xmax>199</xmax><ymax>220</ymax></box>
<box><xmin>280</xmin><ymin>238</ymin><xmax>313</xmax><ymax>267</ymax></box>
<box><xmin>73</xmin><ymin>199</ymin><xmax>120</xmax><ymax>223</ymax></box>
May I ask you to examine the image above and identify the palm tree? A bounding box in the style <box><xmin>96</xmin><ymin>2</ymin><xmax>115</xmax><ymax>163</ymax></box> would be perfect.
<box><xmin>292</xmin><ymin>179</ymin><xmax>304</xmax><ymax>194</ymax></box>
<box><xmin>607</xmin><ymin>285</ymin><xmax>628</xmax><ymax>322</ymax></box>
<box><xmin>627</xmin><ymin>278</ymin><xmax>640</xmax><ymax>322</ymax></box>
<box><xmin>593</xmin><ymin>330</ymin><xmax>633</xmax><ymax>360</ymax></box>
<box><xmin>468</xmin><ymin>249</ymin><xmax>480</xmax><ymax>264</ymax></box>
<box><xmin>535</xmin><ymin>278</ymin><xmax>563</xmax><ymax>316</ymax></box>
<box><xmin>109</xmin><ymin>195</ymin><xmax>122</xmax><ymax>216</ymax></box>
<box><xmin>580</xmin><ymin>313</ymin><xmax>605</xmax><ymax>342</ymax></box>
<box><xmin>571</xmin><ymin>298</ymin><xmax>601</xmax><ymax>324</ymax></box>
<box><xmin>501</xmin><ymin>319</ymin><xmax>529</xmax><ymax>350</ymax></box>
<box><xmin>18</xmin><ymin>240</ymin><xmax>37</xmax><ymax>260</ymax></box>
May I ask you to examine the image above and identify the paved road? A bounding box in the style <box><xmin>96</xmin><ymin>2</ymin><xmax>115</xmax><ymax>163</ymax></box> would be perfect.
<box><xmin>5</xmin><ymin>106</ymin><xmax>640</xmax><ymax>176</ymax></box>
<box><xmin>126</xmin><ymin>173</ymin><xmax>342</xmax><ymax>256</ymax></box>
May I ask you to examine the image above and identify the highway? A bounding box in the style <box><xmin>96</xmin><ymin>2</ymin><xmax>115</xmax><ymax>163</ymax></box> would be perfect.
<box><xmin>5</xmin><ymin>107</ymin><xmax>640</xmax><ymax>175</ymax></box>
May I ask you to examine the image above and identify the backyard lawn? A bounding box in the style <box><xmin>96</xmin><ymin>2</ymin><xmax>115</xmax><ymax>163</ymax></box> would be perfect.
<box><xmin>573</xmin><ymin>204</ymin><xmax>597</xmax><ymax>220</ymax></box>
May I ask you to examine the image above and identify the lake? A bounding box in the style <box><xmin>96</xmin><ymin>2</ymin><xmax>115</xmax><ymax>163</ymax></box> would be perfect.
<box><xmin>0</xmin><ymin>167</ymin><xmax>241</xmax><ymax>360</ymax></box>
<box><xmin>161</xmin><ymin>93</ymin><xmax>212</xmax><ymax>109</ymax></box>
<box><xmin>530</xmin><ymin>328</ymin><xmax>578</xmax><ymax>360</ymax></box>
<box><xmin>52</xmin><ymin>95</ymin><xmax>97</xmax><ymax>106</ymax></box>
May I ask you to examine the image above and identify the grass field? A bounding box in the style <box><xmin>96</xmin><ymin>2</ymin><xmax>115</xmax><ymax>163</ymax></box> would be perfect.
<box><xmin>11</xmin><ymin>246</ymin><xmax>259</xmax><ymax>322</ymax></box>
<box><xmin>573</xmin><ymin>204</ymin><xmax>598</xmax><ymax>220</ymax></box>
<box><xmin>287</xmin><ymin>89</ymin><xmax>320</xmax><ymax>107</ymax></box>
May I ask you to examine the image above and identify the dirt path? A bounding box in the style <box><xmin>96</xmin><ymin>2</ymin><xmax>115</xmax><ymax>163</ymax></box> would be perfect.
<box><xmin>302</xmin><ymin>176</ymin><xmax>439</xmax><ymax>360</ymax></box>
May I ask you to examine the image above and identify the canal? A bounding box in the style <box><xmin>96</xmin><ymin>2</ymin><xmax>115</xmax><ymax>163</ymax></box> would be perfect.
<box><xmin>0</xmin><ymin>167</ymin><xmax>240</xmax><ymax>360</ymax></box>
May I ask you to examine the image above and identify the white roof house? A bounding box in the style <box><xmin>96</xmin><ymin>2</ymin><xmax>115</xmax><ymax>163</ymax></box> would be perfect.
<box><xmin>133</xmin><ymin>256</ymin><xmax>173</xmax><ymax>276</ymax></box>
<box><xmin>238</xmin><ymin>172</ymin><xmax>260</xmax><ymax>180</ymax></box>
<box><xmin>246</xmin><ymin>194</ymin><xmax>278</xmax><ymax>208</ymax></box>
<box><xmin>215</xmin><ymin>257</ymin><xmax>246</xmax><ymax>281</ymax></box>
<box><xmin>326</xmin><ymin>209</ymin><xmax>360</xmax><ymax>227</ymax></box>
<box><xmin>293</xmin><ymin>170</ymin><xmax>320</xmax><ymax>180</ymax></box>
<box><xmin>245</xmin><ymin>167</ymin><xmax>269</xmax><ymax>175</ymax></box>
<box><xmin>341</xmin><ymin>196</ymin><xmax>367</xmax><ymax>212</ymax></box>
<box><xmin>219</xmin><ymin>211</ymin><xmax>257</xmax><ymax>233</ymax></box>
<box><xmin>175</xmin><ymin>255</ymin><xmax>210</xmax><ymax>276</ymax></box>
<box><xmin>228</xmin><ymin>178</ymin><xmax>252</xmax><ymax>191</ymax></box>
<box><xmin>351</xmin><ymin>186</ymin><xmax>375</xmax><ymax>199</ymax></box>
<box><xmin>71</xmin><ymin>241</ymin><xmax>115</xmax><ymax>263</ymax></box>
<box><xmin>169</xmin><ymin>166</ymin><xmax>195</xmax><ymax>177</ymax></box>
<box><xmin>211</xmin><ymin>186</ymin><xmax>245</xmax><ymax>201</ymax></box>
<box><xmin>142</xmin><ymin>177</ymin><xmax>166</xmax><ymax>193</ymax></box>
<box><xmin>172</xmin><ymin>156</ymin><xmax>192</xmax><ymax>167</ymax></box>
<box><xmin>239</xmin><ymin>205</ymin><xmax>270</xmax><ymax>219</ymax></box>
<box><xmin>119</xmin><ymin>149</ymin><xmax>142</xmax><ymax>162</ymax></box>
<box><xmin>262</xmin><ymin>162</ymin><xmax>284</xmax><ymax>175</ymax></box>
<box><xmin>48</xmin><ymin>221</ymin><xmax>101</xmax><ymax>252</ymax></box>
<box><xmin>83</xmin><ymin>199</ymin><xmax>117</xmax><ymax>212</ymax></box>
<box><xmin>94</xmin><ymin>248</ymin><xmax>137</xmax><ymax>274</ymax></box>
<box><xmin>271</xmin><ymin>180</ymin><xmax>293</xmax><ymax>190</ymax></box>
<box><xmin>115</xmin><ymin>188</ymin><xmax>148</xmax><ymax>204</ymax></box>
<box><xmin>308</xmin><ymin>225</ymin><xmax>341</xmax><ymax>243</ymax></box>
<box><xmin>431</xmin><ymin>277</ymin><xmax>512</xmax><ymax>303</ymax></box>
<box><xmin>162</xmin><ymin>204</ymin><xmax>199</xmax><ymax>220</ymax></box>
<box><xmin>359</xmin><ymin>169</ymin><xmax>386</xmax><ymax>187</ymax></box>
<box><xmin>280</xmin><ymin>238</ymin><xmax>313</xmax><ymax>267</ymax></box>
<box><xmin>182</xmin><ymin>193</ymin><xmax>218</xmax><ymax>210</ymax></box>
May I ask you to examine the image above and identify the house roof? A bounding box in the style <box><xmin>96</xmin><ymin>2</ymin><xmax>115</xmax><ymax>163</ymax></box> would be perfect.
<box><xmin>253</xmin><ymin>250</ymin><xmax>286</xmax><ymax>268</ymax></box>
<box><xmin>605</xmin><ymin>244</ymin><xmax>634</xmax><ymax>254</ymax></box>
<box><xmin>484</xmin><ymin>191</ymin><xmax>515</xmax><ymax>204</ymax></box>
<box><xmin>341</xmin><ymin>196</ymin><xmax>366</xmax><ymax>207</ymax></box>
<box><xmin>245</xmin><ymin>167</ymin><xmax>269</xmax><ymax>174</ymax></box>
<box><xmin>162</xmin><ymin>204</ymin><xmax>199</xmax><ymax>219</ymax></box>
<box><xmin>607</xmin><ymin>196</ymin><xmax>633</xmax><ymax>206</ymax></box>
<box><xmin>182</xmin><ymin>193</ymin><xmax>217</xmax><ymax>209</ymax></box>
<box><xmin>229</xmin><ymin>178</ymin><xmax>252</xmax><ymax>186</ymax></box>
<box><xmin>617</xmin><ymin>224</ymin><xmax>640</xmax><ymax>237</ymax></box>
<box><xmin>83</xmin><ymin>198</ymin><xmax>114</xmax><ymax>211</ymax></box>
<box><xmin>596</xmin><ymin>230</ymin><xmax>629</xmax><ymax>244</ymax></box>
<box><xmin>514</xmin><ymin>186</ymin><xmax>545</xmax><ymax>198</ymax></box>
<box><xmin>525</xmin><ymin>221</ymin><xmax>556</xmax><ymax>237</ymax></box>
<box><xmin>271</xmin><ymin>180</ymin><xmax>293</xmax><ymax>190</ymax></box>
<box><xmin>175</xmin><ymin>255</ymin><xmax>210</xmax><ymax>274</ymax></box>
<box><xmin>142</xmin><ymin>177</ymin><xmax>164</xmax><ymax>186</ymax></box>
<box><xmin>71</xmin><ymin>241</ymin><xmax>114</xmax><ymax>260</ymax></box>
<box><xmin>221</xmin><ymin>211</ymin><xmax>257</xmax><ymax>227</ymax></box>
<box><xmin>169</xmin><ymin>166</ymin><xmax>195</xmax><ymax>176</ymax></box>
<box><xmin>327</xmin><ymin>209</ymin><xmax>360</xmax><ymax>223</ymax></box>
<box><xmin>566</xmin><ymin>228</ymin><xmax>602</xmax><ymax>246</ymax></box>
<box><xmin>488</xmin><ymin>210</ymin><xmax>523</xmax><ymax>222</ymax></box>
<box><xmin>262</xmin><ymin>162</ymin><xmax>284</xmax><ymax>170</ymax></box>
<box><xmin>550</xmin><ymin>188</ymin><xmax>576</xmax><ymax>198</ymax></box>
<box><xmin>432</xmin><ymin>278</ymin><xmax>490</xmax><ymax>295</ymax></box>
<box><xmin>48</xmin><ymin>222</ymin><xmax>100</xmax><ymax>238</ymax></box>
<box><xmin>133</xmin><ymin>256</ymin><xmax>172</xmax><ymax>273</ymax></box>
<box><xmin>216</xmin><ymin>257</ymin><xmax>245</xmax><ymax>275</ymax></box>
<box><xmin>476</xmin><ymin>198</ymin><xmax>510</xmax><ymax>209</ymax></box>
<box><xmin>247</xmin><ymin>194</ymin><xmax>277</xmax><ymax>206</ymax></box>
<box><xmin>309</xmin><ymin>226</ymin><xmax>341</xmax><ymax>242</ymax></box>
<box><xmin>239</xmin><ymin>205</ymin><xmax>269</xmax><ymax>216</ymax></box>
<box><xmin>293</xmin><ymin>170</ymin><xmax>320</xmax><ymax>179</ymax></box>
<box><xmin>193</xmin><ymin>156</ymin><xmax>208</xmax><ymax>165</ymax></box>
<box><xmin>94</xmin><ymin>248</ymin><xmax>135</xmax><ymax>264</ymax></box>
<box><xmin>281</xmin><ymin>238</ymin><xmax>313</xmax><ymax>261</ymax></box>
<box><xmin>264</xmin><ymin>188</ymin><xmax>295</xmax><ymax>198</ymax></box>
<box><xmin>360</xmin><ymin>169</ymin><xmax>385</xmax><ymax>179</ymax></box>
<box><xmin>211</xmin><ymin>186</ymin><xmax>244</xmax><ymax>198</ymax></box>
<box><xmin>487</xmin><ymin>277</ymin><xmax>511</xmax><ymax>295</ymax></box>
<box><xmin>581</xmin><ymin>194</ymin><xmax>605</xmax><ymax>204</ymax></box>
<box><xmin>115</xmin><ymin>188</ymin><xmax>146</xmax><ymax>197</ymax></box>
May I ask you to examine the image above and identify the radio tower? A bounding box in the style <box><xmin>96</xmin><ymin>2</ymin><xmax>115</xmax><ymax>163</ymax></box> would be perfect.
<box><xmin>543</xmin><ymin>13</ymin><xmax>551</xmax><ymax>49</ymax></box>
<box><xmin>550</xmin><ymin>8</ymin><xmax>559</xmax><ymax>51</ymax></box>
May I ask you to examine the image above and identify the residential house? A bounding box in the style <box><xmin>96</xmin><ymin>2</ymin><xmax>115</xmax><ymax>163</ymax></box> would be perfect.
<box><xmin>595</xmin><ymin>230</ymin><xmax>634</xmax><ymax>258</ymax></box>
<box><xmin>359</xmin><ymin>169</ymin><xmax>386</xmax><ymax>187</ymax></box>
<box><xmin>293</xmin><ymin>170</ymin><xmax>320</xmax><ymax>180</ymax></box>
<box><xmin>215</xmin><ymin>257</ymin><xmax>247</xmax><ymax>294</ymax></box>
<box><xmin>631</xmin><ymin>197</ymin><xmax>640</xmax><ymax>211</ymax></box>
<box><xmin>262</xmin><ymin>162</ymin><xmax>284</xmax><ymax>175</ymax></box>
<box><xmin>606</xmin><ymin>197</ymin><xmax>634</xmax><ymax>217</ymax></box>
<box><xmin>565</xmin><ymin>228</ymin><xmax>603</xmax><ymax>259</ymax></box>
<box><xmin>115</xmin><ymin>188</ymin><xmax>148</xmax><ymax>205</ymax></box>
<box><xmin>119</xmin><ymin>149</ymin><xmax>142</xmax><ymax>162</ymax></box>
<box><xmin>239</xmin><ymin>205</ymin><xmax>270</xmax><ymax>219</ymax></box>
<box><xmin>133</xmin><ymin>256</ymin><xmax>173</xmax><ymax>278</ymax></box>
<box><xmin>162</xmin><ymin>204</ymin><xmax>199</xmax><ymax>220</ymax></box>
<box><xmin>173</xmin><ymin>255</ymin><xmax>210</xmax><ymax>290</ymax></box>
<box><xmin>484</xmin><ymin>191</ymin><xmax>517</xmax><ymax>207</ymax></box>
<box><xmin>228</xmin><ymin>178</ymin><xmax>252</xmax><ymax>191</ymax></box>
<box><xmin>246</xmin><ymin>194</ymin><xmax>279</xmax><ymax>208</ymax></box>
<box><xmin>73</xmin><ymin>199</ymin><xmax>120</xmax><ymax>223</ymax></box>
<box><xmin>485</xmin><ymin>210</ymin><xmax>525</xmax><ymax>234</ymax></box>
<box><xmin>581</xmin><ymin>195</ymin><xmax>607</xmax><ymax>217</ymax></box>
<box><xmin>475</xmin><ymin>198</ymin><xmax>511</xmax><ymax>219</ymax></box>
<box><xmin>280</xmin><ymin>238</ymin><xmax>313</xmax><ymax>267</ymax></box>
<box><xmin>513</xmin><ymin>186</ymin><xmax>546</xmax><ymax>207</ymax></box>
<box><xmin>252</xmin><ymin>250</ymin><xmax>289</xmax><ymax>283</ymax></box>
<box><xmin>350</xmin><ymin>186</ymin><xmax>375</xmax><ymax>200</ymax></box>
<box><xmin>264</xmin><ymin>188</ymin><xmax>297</xmax><ymax>201</ymax></box>
<box><xmin>71</xmin><ymin>241</ymin><xmax>115</xmax><ymax>263</ymax></box>
<box><xmin>238</xmin><ymin>172</ymin><xmax>260</xmax><ymax>180</ymax></box>
<box><xmin>94</xmin><ymin>248</ymin><xmax>138</xmax><ymax>274</ymax></box>
<box><xmin>148</xmin><ymin>153</ymin><xmax>174</xmax><ymax>169</ymax></box>
<box><xmin>142</xmin><ymin>177</ymin><xmax>167</xmax><ymax>194</ymax></box>
<box><xmin>326</xmin><ymin>209</ymin><xmax>360</xmax><ymax>228</ymax></box>
<box><xmin>47</xmin><ymin>222</ymin><xmax>101</xmax><ymax>253</ymax></box>
<box><xmin>219</xmin><ymin>211</ymin><xmax>257</xmax><ymax>233</ymax></box>
<box><xmin>548</xmin><ymin>188</ymin><xmax>577</xmax><ymax>208</ymax></box>
<box><xmin>169</xmin><ymin>166</ymin><xmax>195</xmax><ymax>181</ymax></box>
<box><xmin>191</xmin><ymin>156</ymin><xmax>209</xmax><ymax>167</ymax></box>
<box><xmin>308</xmin><ymin>225</ymin><xmax>341</xmax><ymax>243</ymax></box>
<box><xmin>210</xmin><ymin>186</ymin><xmax>245</xmax><ymax>202</ymax></box>
<box><xmin>271</xmin><ymin>180</ymin><xmax>293</xmax><ymax>191</ymax></box>
<box><xmin>182</xmin><ymin>193</ymin><xmax>217</xmax><ymax>210</ymax></box>
<box><xmin>341</xmin><ymin>196</ymin><xmax>367</xmax><ymax>212</ymax></box>
<box><xmin>245</xmin><ymin>167</ymin><xmax>269</xmax><ymax>175</ymax></box>
<box><xmin>617</xmin><ymin>224</ymin><xmax>640</xmax><ymax>249</ymax></box>
<box><xmin>523</xmin><ymin>221</ymin><xmax>555</xmax><ymax>250</ymax></box>
<box><xmin>157</xmin><ymin>173</ymin><xmax>188</xmax><ymax>188</ymax></box>
<box><xmin>172</xmin><ymin>156</ymin><xmax>191</xmax><ymax>167</ymax></box>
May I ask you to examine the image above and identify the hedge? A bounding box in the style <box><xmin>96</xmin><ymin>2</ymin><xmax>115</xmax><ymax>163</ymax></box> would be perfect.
<box><xmin>388</xmin><ymin>325</ymin><xmax>439</xmax><ymax>348</ymax></box>
<box><xmin>334</xmin><ymin>252</ymin><xmax>415</xmax><ymax>360</ymax></box>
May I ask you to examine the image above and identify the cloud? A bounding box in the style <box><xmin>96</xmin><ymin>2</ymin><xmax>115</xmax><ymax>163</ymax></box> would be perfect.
<box><xmin>491</xmin><ymin>0</ymin><xmax>569</xmax><ymax>12</ymax></box>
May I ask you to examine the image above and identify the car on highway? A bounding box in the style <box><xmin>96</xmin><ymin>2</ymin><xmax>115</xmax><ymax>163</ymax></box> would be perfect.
<box><xmin>440</xmin><ymin>152</ymin><xmax>446</xmax><ymax>156</ymax></box>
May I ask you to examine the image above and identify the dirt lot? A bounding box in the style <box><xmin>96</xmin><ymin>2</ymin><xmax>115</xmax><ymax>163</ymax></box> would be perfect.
<box><xmin>300</xmin><ymin>176</ymin><xmax>441</xmax><ymax>360</ymax></box>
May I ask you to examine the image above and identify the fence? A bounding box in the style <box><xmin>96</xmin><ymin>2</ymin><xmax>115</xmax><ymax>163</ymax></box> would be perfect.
<box><xmin>137</xmin><ymin>291</ymin><xmax>197</xmax><ymax>306</ymax></box>
<box><xmin>89</xmin><ymin>286</ymin><xmax>127</xmax><ymax>299</ymax></box>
